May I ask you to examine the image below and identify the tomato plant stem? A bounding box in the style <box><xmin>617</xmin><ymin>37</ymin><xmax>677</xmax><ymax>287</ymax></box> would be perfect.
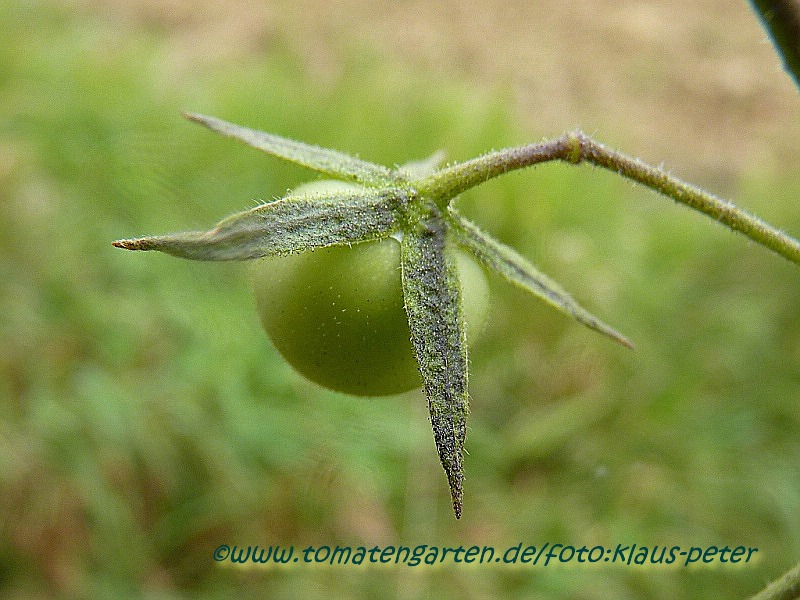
<box><xmin>420</xmin><ymin>131</ymin><xmax>800</xmax><ymax>267</ymax></box>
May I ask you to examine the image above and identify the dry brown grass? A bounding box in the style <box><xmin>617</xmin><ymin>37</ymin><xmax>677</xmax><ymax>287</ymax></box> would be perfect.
<box><xmin>73</xmin><ymin>0</ymin><xmax>800</xmax><ymax>183</ymax></box>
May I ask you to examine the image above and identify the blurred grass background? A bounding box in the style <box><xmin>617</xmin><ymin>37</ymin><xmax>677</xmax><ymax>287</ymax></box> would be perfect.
<box><xmin>2</xmin><ymin>0</ymin><xmax>800</xmax><ymax>598</ymax></box>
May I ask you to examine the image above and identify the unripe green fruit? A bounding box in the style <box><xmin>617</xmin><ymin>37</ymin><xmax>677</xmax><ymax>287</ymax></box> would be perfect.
<box><xmin>250</xmin><ymin>180</ymin><xmax>489</xmax><ymax>396</ymax></box>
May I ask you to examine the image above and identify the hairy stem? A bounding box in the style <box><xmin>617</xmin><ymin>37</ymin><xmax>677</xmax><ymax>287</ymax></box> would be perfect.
<box><xmin>419</xmin><ymin>132</ymin><xmax>800</xmax><ymax>267</ymax></box>
<box><xmin>417</xmin><ymin>137</ymin><xmax>574</xmax><ymax>200</ymax></box>
<box><xmin>749</xmin><ymin>560</ymin><xmax>800</xmax><ymax>600</ymax></box>
<box><xmin>570</xmin><ymin>131</ymin><xmax>800</xmax><ymax>266</ymax></box>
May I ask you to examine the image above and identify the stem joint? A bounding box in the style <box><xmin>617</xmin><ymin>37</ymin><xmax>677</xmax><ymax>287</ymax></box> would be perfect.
<box><xmin>564</xmin><ymin>130</ymin><xmax>586</xmax><ymax>164</ymax></box>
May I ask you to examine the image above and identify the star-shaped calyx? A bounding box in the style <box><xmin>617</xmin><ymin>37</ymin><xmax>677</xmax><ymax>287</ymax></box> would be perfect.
<box><xmin>114</xmin><ymin>113</ymin><xmax>800</xmax><ymax>518</ymax></box>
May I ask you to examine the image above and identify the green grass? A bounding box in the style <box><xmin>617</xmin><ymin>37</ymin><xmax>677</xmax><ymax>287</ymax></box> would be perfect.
<box><xmin>2</xmin><ymin>2</ymin><xmax>800</xmax><ymax>598</ymax></box>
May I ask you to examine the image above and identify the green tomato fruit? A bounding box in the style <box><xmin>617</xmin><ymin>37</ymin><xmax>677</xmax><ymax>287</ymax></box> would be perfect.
<box><xmin>251</xmin><ymin>181</ymin><xmax>489</xmax><ymax>396</ymax></box>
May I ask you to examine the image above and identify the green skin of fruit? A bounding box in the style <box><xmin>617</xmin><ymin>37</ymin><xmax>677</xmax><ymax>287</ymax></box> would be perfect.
<box><xmin>251</xmin><ymin>180</ymin><xmax>489</xmax><ymax>397</ymax></box>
